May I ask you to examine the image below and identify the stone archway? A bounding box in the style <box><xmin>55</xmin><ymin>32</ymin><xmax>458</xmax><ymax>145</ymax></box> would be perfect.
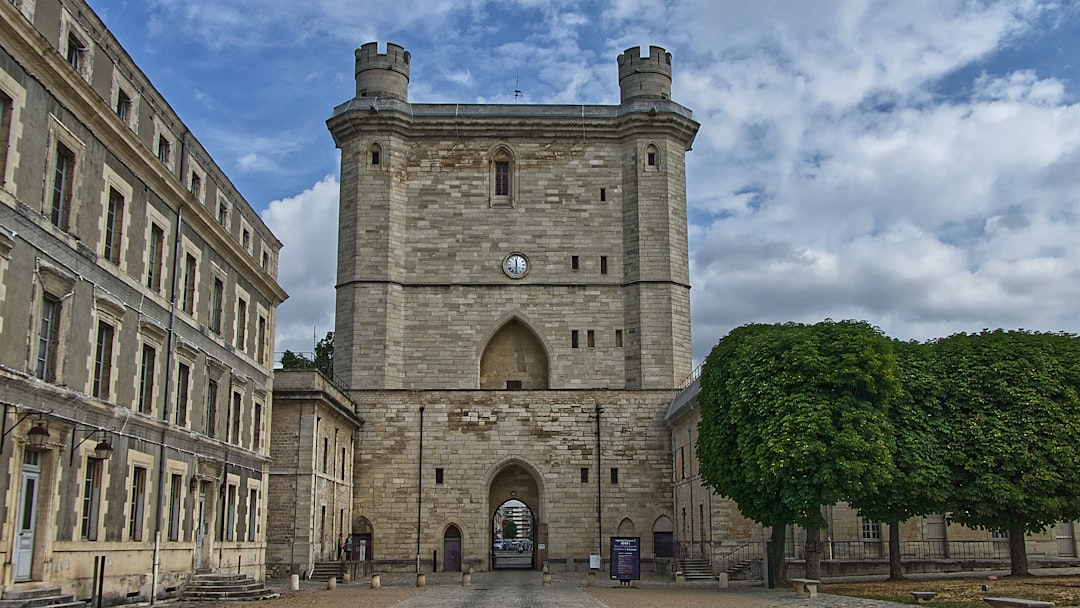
<box><xmin>488</xmin><ymin>461</ymin><xmax>544</xmax><ymax>569</ymax></box>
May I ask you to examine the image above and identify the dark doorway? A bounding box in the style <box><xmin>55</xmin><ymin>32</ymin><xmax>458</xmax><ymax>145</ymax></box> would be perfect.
<box><xmin>492</xmin><ymin>499</ymin><xmax>535</xmax><ymax>569</ymax></box>
<box><xmin>444</xmin><ymin>525</ymin><xmax>462</xmax><ymax>571</ymax></box>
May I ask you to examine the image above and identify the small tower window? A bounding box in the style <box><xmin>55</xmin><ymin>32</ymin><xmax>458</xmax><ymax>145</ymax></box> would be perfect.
<box><xmin>600</xmin><ymin>256</ymin><xmax>608</xmax><ymax>275</ymax></box>
<box><xmin>600</xmin><ymin>188</ymin><xmax>607</xmax><ymax>201</ymax></box>
<box><xmin>645</xmin><ymin>143</ymin><xmax>661</xmax><ymax>171</ymax></box>
<box><xmin>369</xmin><ymin>143</ymin><xmax>382</xmax><ymax>166</ymax></box>
<box><xmin>647</xmin><ymin>151</ymin><xmax>656</xmax><ymax>165</ymax></box>
<box><xmin>571</xmin><ymin>330</ymin><xmax>579</xmax><ymax>349</ymax></box>
<box><xmin>571</xmin><ymin>255</ymin><xmax>579</xmax><ymax>271</ymax></box>
<box><xmin>488</xmin><ymin>145</ymin><xmax>516</xmax><ymax>207</ymax></box>
<box><xmin>587</xmin><ymin>330</ymin><xmax>595</xmax><ymax>348</ymax></box>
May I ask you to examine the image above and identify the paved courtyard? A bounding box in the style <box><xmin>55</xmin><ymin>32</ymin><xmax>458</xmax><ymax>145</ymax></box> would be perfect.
<box><xmin>251</xmin><ymin>570</ymin><xmax>911</xmax><ymax>608</ymax></box>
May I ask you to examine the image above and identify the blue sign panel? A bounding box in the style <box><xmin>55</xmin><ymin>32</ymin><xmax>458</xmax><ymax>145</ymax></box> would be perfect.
<box><xmin>610</xmin><ymin>536</ymin><xmax>640</xmax><ymax>582</ymax></box>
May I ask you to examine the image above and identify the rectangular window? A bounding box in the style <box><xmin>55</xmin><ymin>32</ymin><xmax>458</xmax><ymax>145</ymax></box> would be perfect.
<box><xmin>241</xmin><ymin>228</ymin><xmax>251</xmax><ymax>252</ymax></box>
<box><xmin>189</xmin><ymin>173</ymin><xmax>201</xmax><ymax>198</ymax></box>
<box><xmin>138</xmin><ymin>344</ymin><xmax>156</xmax><ymax>413</ymax></box>
<box><xmin>862</xmin><ymin>519</ymin><xmax>882</xmax><ymax>540</ymax></box>
<box><xmin>600</xmin><ymin>256</ymin><xmax>608</xmax><ymax>275</ymax></box>
<box><xmin>225</xmin><ymin>484</ymin><xmax>237</xmax><ymax>541</ymax></box>
<box><xmin>256</xmin><ymin>316</ymin><xmax>267</xmax><ymax>364</ymax></box>
<box><xmin>587</xmin><ymin>330</ymin><xmax>595</xmax><ymax>348</ymax></box>
<box><xmin>115</xmin><ymin>89</ymin><xmax>131</xmax><ymax>122</ymax></box>
<box><xmin>322</xmin><ymin>437</ymin><xmax>329</xmax><ymax>473</ymax></box>
<box><xmin>103</xmin><ymin>188</ymin><xmax>125</xmax><ymax>264</ymax></box>
<box><xmin>36</xmin><ymin>295</ymin><xmax>60</xmax><ymax>381</ymax></box>
<box><xmin>51</xmin><ymin>144</ymin><xmax>75</xmax><ymax>229</ymax></box>
<box><xmin>147</xmin><ymin>223</ymin><xmax>165</xmax><ymax>291</ymax></box>
<box><xmin>679</xmin><ymin>446</ymin><xmax>686</xmax><ymax>479</ymax></box>
<box><xmin>157</xmin><ymin>135</ymin><xmax>170</xmax><ymax>164</ymax></box>
<box><xmin>168</xmin><ymin>474</ymin><xmax>182</xmax><ymax>541</ymax></box>
<box><xmin>580</xmin><ymin>467</ymin><xmax>589</xmax><ymax>483</ymax></box>
<box><xmin>247</xmin><ymin>489</ymin><xmax>259</xmax><ymax>541</ymax></box>
<box><xmin>182</xmin><ymin>254</ymin><xmax>196</xmax><ymax>314</ymax></box>
<box><xmin>128</xmin><ymin>466</ymin><xmax>147</xmax><ymax>541</ymax></box>
<box><xmin>210</xmin><ymin>278</ymin><xmax>224</xmax><ymax>334</ymax></box>
<box><xmin>615</xmin><ymin>329</ymin><xmax>623</xmax><ymax>348</ymax></box>
<box><xmin>176</xmin><ymin>363</ymin><xmax>190</xmax><ymax>427</ymax></box>
<box><xmin>217</xmin><ymin>202</ymin><xmax>228</xmax><ymax>226</ymax></box>
<box><xmin>647</xmin><ymin>151</ymin><xmax>657</xmax><ymax>166</ymax></box>
<box><xmin>340</xmin><ymin>446</ymin><xmax>346</xmax><ymax>478</ymax></box>
<box><xmin>65</xmin><ymin>33</ymin><xmax>83</xmax><ymax>70</ymax></box>
<box><xmin>80</xmin><ymin>457</ymin><xmax>102</xmax><ymax>540</ymax></box>
<box><xmin>571</xmin><ymin>330</ymin><xmax>579</xmax><ymax>349</ymax></box>
<box><xmin>435</xmin><ymin>468</ymin><xmax>444</xmax><ymax>484</ymax></box>
<box><xmin>611</xmin><ymin>467</ymin><xmax>619</xmax><ymax>484</ymax></box>
<box><xmin>230</xmin><ymin>391</ymin><xmax>242</xmax><ymax>444</ymax></box>
<box><xmin>92</xmin><ymin>321</ymin><xmax>114</xmax><ymax>399</ymax></box>
<box><xmin>235</xmin><ymin>298</ymin><xmax>247</xmax><ymax>351</ymax></box>
<box><xmin>0</xmin><ymin>92</ymin><xmax>11</xmax><ymax>181</ymax></box>
<box><xmin>494</xmin><ymin>160</ymin><xmax>509</xmax><ymax>196</ymax></box>
<box><xmin>253</xmin><ymin>402</ymin><xmax>263</xmax><ymax>451</ymax></box>
<box><xmin>371</xmin><ymin>150</ymin><xmax>380</xmax><ymax>165</ymax></box>
<box><xmin>600</xmin><ymin>188</ymin><xmax>606</xmax><ymax>201</ymax></box>
<box><xmin>206</xmin><ymin>379</ymin><xmax>218</xmax><ymax>438</ymax></box>
<box><xmin>506</xmin><ymin>380</ymin><xmax>522</xmax><ymax>390</ymax></box>
<box><xmin>571</xmin><ymin>255</ymin><xmax>579</xmax><ymax>270</ymax></box>
<box><xmin>261</xmin><ymin>251</ymin><xmax>269</xmax><ymax>271</ymax></box>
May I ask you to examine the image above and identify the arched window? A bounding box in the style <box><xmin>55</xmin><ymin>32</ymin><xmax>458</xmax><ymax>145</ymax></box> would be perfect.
<box><xmin>368</xmin><ymin>142</ymin><xmax>382</xmax><ymax>167</ymax></box>
<box><xmin>488</xmin><ymin>145</ymin><xmax>516</xmax><ymax>207</ymax></box>
<box><xmin>644</xmin><ymin>143</ymin><xmax>661</xmax><ymax>172</ymax></box>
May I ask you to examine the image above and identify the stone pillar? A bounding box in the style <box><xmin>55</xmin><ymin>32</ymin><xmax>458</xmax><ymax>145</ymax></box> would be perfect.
<box><xmin>371</xmin><ymin>574</ymin><xmax>381</xmax><ymax>589</ymax></box>
<box><xmin>289</xmin><ymin>574</ymin><xmax>299</xmax><ymax>591</ymax></box>
<box><xmin>327</xmin><ymin>577</ymin><xmax>336</xmax><ymax>590</ymax></box>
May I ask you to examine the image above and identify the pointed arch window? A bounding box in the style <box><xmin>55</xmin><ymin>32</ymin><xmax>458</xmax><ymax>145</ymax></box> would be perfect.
<box><xmin>369</xmin><ymin>142</ymin><xmax>382</xmax><ymax>167</ymax></box>
<box><xmin>488</xmin><ymin>145</ymin><xmax>517</xmax><ymax>207</ymax></box>
<box><xmin>644</xmin><ymin>143</ymin><xmax>662</xmax><ymax>173</ymax></box>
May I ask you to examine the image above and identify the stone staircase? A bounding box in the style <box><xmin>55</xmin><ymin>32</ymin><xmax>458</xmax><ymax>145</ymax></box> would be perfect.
<box><xmin>0</xmin><ymin>588</ymin><xmax>84</xmax><ymax>608</ymax></box>
<box><xmin>308</xmin><ymin>562</ymin><xmax>346</xmax><ymax>582</ymax></box>
<box><xmin>724</xmin><ymin>557</ymin><xmax>755</xmax><ymax>577</ymax></box>
<box><xmin>179</xmin><ymin>574</ymin><xmax>277</xmax><ymax>601</ymax></box>
<box><xmin>678</xmin><ymin>558</ymin><xmax>715</xmax><ymax>580</ymax></box>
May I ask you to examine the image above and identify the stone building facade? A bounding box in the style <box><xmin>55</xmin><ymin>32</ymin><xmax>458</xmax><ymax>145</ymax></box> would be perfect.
<box><xmin>266</xmin><ymin>370</ymin><xmax>362</xmax><ymax>576</ymax></box>
<box><xmin>0</xmin><ymin>0</ymin><xmax>286</xmax><ymax>603</ymax></box>
<box><xmin>326</xmin><ymin>42</ymin><xmax>699</xmax><ymax>571</ymax></box>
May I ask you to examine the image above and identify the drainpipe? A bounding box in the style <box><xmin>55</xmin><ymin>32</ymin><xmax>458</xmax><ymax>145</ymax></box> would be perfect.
<box><xmin>595</xmin><ymin>405</ymin><xmax>602</xmax><ymax>565</ymax></box>
<box><xmin>416</xmin><ymin>405</ymin><xmax>425</xmax><ymax>573</ymax></box>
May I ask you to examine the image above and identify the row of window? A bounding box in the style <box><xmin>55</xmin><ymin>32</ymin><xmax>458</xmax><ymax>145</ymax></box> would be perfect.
<box><xmin>571</xmin><ymin>329</ymin><xmax>624</xmax><ymax>349</ymax></box>
<box><xmin>53</xmin><ymin>11</ymin><xmax>274</xmax><ymax>274</ymax></box>
<box><xmin>427</xmin><ymin>467</ymin><xmax>621</xmax><ymax>485</ymax></box>
<box><xmin>570</xmin><ymin>255</ymin><xmax>609</xmax><ymax>274</ymax></box>
<box><xmin>75</xmin><ymin>452</ymin><xmax>260</xmax><ymax>544</ymax></box>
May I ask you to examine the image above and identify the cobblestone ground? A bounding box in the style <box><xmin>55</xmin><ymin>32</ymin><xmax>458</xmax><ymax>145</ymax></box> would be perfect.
<box><xmin>246</xmin><ymin>570</ymin><xmax>912</xmax><ymax>608</ymax></box>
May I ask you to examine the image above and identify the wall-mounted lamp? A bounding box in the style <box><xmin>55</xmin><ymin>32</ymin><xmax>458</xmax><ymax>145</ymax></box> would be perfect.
<box><xmin>70</xmin><ymin>428</ymin><xmax>114</xmax><ymax>465</ymax></box>
<box><xmin>27</xmin><ymin>421</ymin><xmax>50</xmax><ymax>449</ymax></box>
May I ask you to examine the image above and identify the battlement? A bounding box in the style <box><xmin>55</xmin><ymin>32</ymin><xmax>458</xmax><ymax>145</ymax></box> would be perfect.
<box><xmin>618</xmin><ymin>46</ymin><xmax>673</xmax><ymax>103</ymax></box>
<box><xmin>355</xmin><ymin>41</ymin><xmax>411</xmax><ymax>100</ymax></box>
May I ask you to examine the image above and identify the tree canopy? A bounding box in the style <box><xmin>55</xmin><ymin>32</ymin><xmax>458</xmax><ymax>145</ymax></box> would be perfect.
<box><xmin>280</xmin><ymin>331</ymin><xmax>334</xmax><ymax>379</ymax></box>
<box><xmin>933</xmin><ymin>330</ymin><xmax>1080</xmax><ymax>574</ymax></box>
<box><xmin>697</xmin><ymin>320</ymin><xmax>900</xmax><ymax>580</ymax></box>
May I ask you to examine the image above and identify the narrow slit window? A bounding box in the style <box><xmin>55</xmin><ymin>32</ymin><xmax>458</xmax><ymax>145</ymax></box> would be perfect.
<box><xmin>615</xmin><ymin>329</ymin><xmax>623</xmax><ymax>348</ymax></box>
<box><xmin>571</xmin><ymin>255</ymin><xmax>579</xmax><ymax>271</ymax></box>
<box><xmin>571</xmin><ymin>330</ymin><xmax>579</xmax><ymax>349</ymax></box>
<box><xmin>587</xmin><ymin>330</ymin><xmax>595</xmax><ymax>348</ymax></box>
<box><xmin>435</xmin><ymin>468</ymin><xmax>444</xmax><ymax>484</ymax></box>
<box><xmin>600</xmin><ymin>256</ymin><xmax>608</xmax><ymax>275</ymax></box>
<box><xmin>580</xmin><ymin>467</ymin><xmax>589</xmax><ymax>483</ymax></box>
<box><xmin>611</xmin><ymin>468</ymin><xmax>619</xmax><ymax>484</ymax></box>
<box><xmin>600</xmin><ymin>188</ymin><xmax>606</xmax><ymax>201</ymax></box>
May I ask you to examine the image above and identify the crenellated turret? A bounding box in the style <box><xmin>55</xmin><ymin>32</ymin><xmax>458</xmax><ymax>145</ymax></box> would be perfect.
<box><xmin>355</xmin><ymin>41</ymin><xmax>410</xmax><ymax>101</ymax></box>
<box><xmin>617</xmin><ymin>45</ymin><xmax>672</xmax><ymax>103</ymax></box>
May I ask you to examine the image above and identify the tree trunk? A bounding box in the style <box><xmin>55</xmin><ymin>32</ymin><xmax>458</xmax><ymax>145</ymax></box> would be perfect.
<box><xmin>804</xmin><ymin>526</ymin><xmax>823</xmax><ymax>580</ymax></box>
<box><xmin>1008</xmin><ymin>522</ymin><xmax>1029</xmax><ymax>576</ymax></box>
<box><xmin>888</xmin><ymin>514</ymin><xmax>904</xmax><ymax>580</ymax></box>
<box><xmin>769</xmin><ymin>523</ymin><xmax>788</xmax><ymax>585</ymax></box>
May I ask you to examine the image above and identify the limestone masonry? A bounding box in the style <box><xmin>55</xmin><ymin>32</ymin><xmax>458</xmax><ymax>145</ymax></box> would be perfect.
<box><xmin>326</xmin><ymin>41</ymin><xmax>699</xmax><ymax>571</ymax></box>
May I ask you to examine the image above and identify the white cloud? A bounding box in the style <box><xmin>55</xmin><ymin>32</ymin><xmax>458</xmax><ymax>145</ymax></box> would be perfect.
<box><xmin>261</xmin><ymin>176</ymin><xmax>340</xmax><ymax>358</ymax></box>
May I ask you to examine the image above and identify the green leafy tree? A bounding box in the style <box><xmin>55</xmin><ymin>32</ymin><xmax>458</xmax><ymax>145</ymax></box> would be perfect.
<box><xmin>933</xmin><ymin>330</ymin><xmax>1080</xmax><ymax>576</ymax></box>
<box><xmin>279</xmin><ymin>331</ymin><xmax>334</xmax><ymax>379</ymax></box>
<box><xmin>697</xmin><ymin>320</ymin><xmax>899</xmax><ymax>581</ymax></box>
<box><xmin>502</xmin><ymin>519</ymin><xmax>518</xmax><ymax>540</ymax></box>
<box><xmin>851</xmin><ymin>339</ymin><xmax>950</xmax><ymax>580</ymax></box>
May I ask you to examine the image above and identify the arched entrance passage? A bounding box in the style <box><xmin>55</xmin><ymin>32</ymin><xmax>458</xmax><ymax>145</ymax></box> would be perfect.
<box><xmin>488</xmin><ymin>461</ymin><xmax>543</xmax><ymax>570</ymax></box>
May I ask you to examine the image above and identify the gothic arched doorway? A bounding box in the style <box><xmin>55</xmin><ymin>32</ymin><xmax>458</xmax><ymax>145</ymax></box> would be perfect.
<box><xmin>488</xmin><ymin>461</ymin><xmax>543</xmax><ymax>569</ymax></box>
<box><xmin>443</xmin><ymin>525</ymin><xmax>462</xmax><ymax>571</ymax></box>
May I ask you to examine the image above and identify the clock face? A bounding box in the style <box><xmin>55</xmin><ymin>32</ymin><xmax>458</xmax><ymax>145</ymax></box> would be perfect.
<box><xmin>504</xmin><ymin>253</ymin><xmax>529</xmax><ymax>278</ymax></box>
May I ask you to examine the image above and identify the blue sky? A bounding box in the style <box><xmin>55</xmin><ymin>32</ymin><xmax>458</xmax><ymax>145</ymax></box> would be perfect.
<box><xmin>89</xmin><ymin>0</ymin><xmax>1080</xmax><ymax>366</ymax></box>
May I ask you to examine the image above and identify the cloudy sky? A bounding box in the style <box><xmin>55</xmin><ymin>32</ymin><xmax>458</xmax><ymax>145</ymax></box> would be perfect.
<box><xmin>89</xmin><ymin>0</ymin><xmax>1080</xmax><ymax>366</ymax></box>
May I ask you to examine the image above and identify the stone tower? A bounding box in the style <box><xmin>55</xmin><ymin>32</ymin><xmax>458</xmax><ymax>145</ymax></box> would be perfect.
<box><xmin>327</xmin><ymin>42</ymin><xmax>698</xmax><ymax>571</ymax></box>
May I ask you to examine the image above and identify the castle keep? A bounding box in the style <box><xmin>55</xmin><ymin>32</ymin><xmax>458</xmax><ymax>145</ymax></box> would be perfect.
<box><xmin>324</xmin><ymin>42</ymin><xmax>698</xmax><ymax>571</ymax></box>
